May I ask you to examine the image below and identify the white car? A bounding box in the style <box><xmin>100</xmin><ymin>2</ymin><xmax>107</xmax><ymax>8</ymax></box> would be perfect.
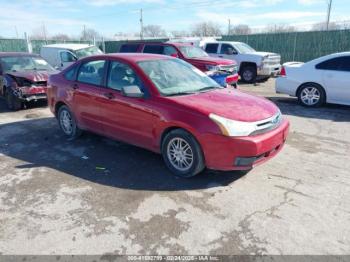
<box><xmin>276</xmin><ymin>52</ymin><xmax>350</xmax><ymax>107</ymax></box>
<box><xmin>203</xmin><ymin>41</ymin><xmax>281</xmax><ymax>83</ymax></box>
<box><xmin>40</xmin><ymin>44</ymin><xmax>103</xmax><ymax>70</ymax></box>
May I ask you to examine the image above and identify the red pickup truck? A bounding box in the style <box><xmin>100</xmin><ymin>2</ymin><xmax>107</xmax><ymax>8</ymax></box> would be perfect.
<box><xmin>119</xmin><ymin>42</ymin><xmax>239</xmax><ymax>87</ymax></box>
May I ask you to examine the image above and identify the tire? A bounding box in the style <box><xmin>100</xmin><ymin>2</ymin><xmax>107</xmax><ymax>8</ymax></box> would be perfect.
<box><xmin>161</xmin><ymin>129</ymin><xmax>205</xmax><ymax>178</ymax></box>
<box><xmin>240</xmin><ymin>65</ymin><xmax>257</xmax><ymax>83</ymax></box>
<box><xmin>5</xmin><ymin>89</ymin><xmax>22</xmax><ymax>111</ymax></box>
<box><xmin>57</xmin><ymin>105</ymin><xmax>82</xmax><ymax>139</ymax></box>
<box><xmin>297</xmin><ymin>83</ymin><xmax>325</xmax><ymax>107</ymax></box>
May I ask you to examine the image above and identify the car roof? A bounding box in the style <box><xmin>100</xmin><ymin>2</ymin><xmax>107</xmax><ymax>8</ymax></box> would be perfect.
<box><xmin>42</xmin><ymin>44</ymin><xmax>94</xmax><ymax>50</ymax></box>
<box><xmin>86</xmin><ymin>53</ymin><xmax>173</xmax><ymax>62</ymax></box>
<box><xmin>122</xmin><ymin>42</ymin><xmax>192</xmax><ymax>47</ymax></box>
<box><xmin>0</xmin><ymin>52</ymin><xmax>40</xmax><ymax>57</ymax></box>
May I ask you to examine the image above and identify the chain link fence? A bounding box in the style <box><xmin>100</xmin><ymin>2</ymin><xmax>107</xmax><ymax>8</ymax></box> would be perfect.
<box><xmin>222</xmin><ymin>29</ymin><xmax>350</xmax><ymax>63</ymax></box>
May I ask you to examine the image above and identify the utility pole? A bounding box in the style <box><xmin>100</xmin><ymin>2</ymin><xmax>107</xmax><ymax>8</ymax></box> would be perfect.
<box><xmin>326</xmin><ymin>0</ymin><xmax>333</xmax><ymax>31</ymax></box>
<box><xmin>228</xmin><ymin>19</ymin><xmax>231</xmax><ymax>35</ymax></box>
<box><xmin>83</xmin><ymin>25</ymin><xmax>86</xmax><ymax>41</ymax></box>
<box><xmin>14</xmin><ymin>26</ymin><xmax>19</xmax><ymax>38</ymax></box>
<box><xmin>140</xmin><ymin>8</ymin><xmax>144</xmax><ymax>40</ymax></box>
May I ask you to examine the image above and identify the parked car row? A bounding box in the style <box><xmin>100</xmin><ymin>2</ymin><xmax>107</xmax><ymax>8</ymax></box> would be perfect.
<box><xmin>1</xmin><ymin>41</ymin><xmax>348</xmax><ymax>177</ymax></box>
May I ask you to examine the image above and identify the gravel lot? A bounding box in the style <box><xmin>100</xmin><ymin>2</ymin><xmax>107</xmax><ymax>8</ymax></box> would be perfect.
<box><xmin>0</xmin><ymin>79</ymin><xmax>349</xmax><ymax>255</ymax></box>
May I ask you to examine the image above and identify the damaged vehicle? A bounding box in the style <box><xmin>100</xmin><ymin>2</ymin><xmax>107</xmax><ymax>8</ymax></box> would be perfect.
<box><xmin>0</xmin><ymin>52</ymin><xmax>56</xmax><ymax>110</ymax></box>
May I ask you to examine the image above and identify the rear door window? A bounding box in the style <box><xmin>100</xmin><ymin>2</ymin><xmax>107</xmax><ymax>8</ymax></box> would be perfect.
<box><xmin>205</xmin><ymin>43</ymin><xmax>219</xmax><ymax>54</ymax></box>
<box><xmin>143</xmin><ymin>45</ymin><xmax>164</xmax><ymax>54</ymax></box>
<box><xmin>316</xmin><ymin>56</ymin><xmax>350</xmax><ymax>72</ymax></box>
<box><xmin>77</xmin><ymin>60</ymin><xmax>106</xmax><ymax>86</ymax></box>
<box><xmin>119</xmin><ymin>44</ymin><xmax>141</xmax><ymax>53</ymax></box>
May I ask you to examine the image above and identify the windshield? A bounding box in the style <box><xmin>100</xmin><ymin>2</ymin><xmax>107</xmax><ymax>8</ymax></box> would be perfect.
<box><xmin>234</xmin><ymin>43</ymin><xmax>256</xmax><ymax>54</ymax></box>
<box><xmin>179</xmin><ymin>46</ymin><xmax>209</xmax><ymax>58</ymax></box>
<box><xmin>74</xmin><ymin>46</ymin><xmax>103</xmax><ymax>59</ymax></box>
<box><xmin>0</xmin><ymin>56</ymin><xmax>54</xmax><ymax>72</ymax></box>
<box><xmin>138</xmin><ymin>59</ymin><xmax>221</xmax><ymax>96</ymax></box>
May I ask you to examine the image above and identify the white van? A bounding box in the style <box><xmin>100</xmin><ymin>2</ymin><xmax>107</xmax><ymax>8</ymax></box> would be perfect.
<box><xmin>40</xmin><ymin>44</ymin><xmax>103</xmax><ymax>70</ymax></box>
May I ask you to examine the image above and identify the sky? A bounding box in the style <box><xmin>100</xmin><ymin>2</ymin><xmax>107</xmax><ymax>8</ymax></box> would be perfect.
<box><xmin>0</xmin><ymin>0</ymin><xmax>349</xmax><ymax>38</ymax></box>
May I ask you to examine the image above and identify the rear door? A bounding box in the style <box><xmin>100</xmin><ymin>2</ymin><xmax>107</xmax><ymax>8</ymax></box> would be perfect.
<box><xmin>204</xmin><ymin>43</ymin><xmax>219</xmax><ymax>58</ymax></box>
<box><xmin>72</xmin><ymin>59</ymin><xmax>107</xmax><ymax>132</ymax></box>
<box><xmin>316</xmin><ymin>56</ymin><xmax>350</xmax><ymax>105</ymax></box>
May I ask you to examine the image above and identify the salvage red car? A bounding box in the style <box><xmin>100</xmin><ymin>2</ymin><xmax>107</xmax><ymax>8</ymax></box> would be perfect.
<box><xmin>0</xmin><ymin>52</ymin><xmax>55</xmax><ymax>110</ymax></box>
<box><xmin>119</xmin><ymin>42</ymin><xmax>239</xmax><ymax>87</ymax></box>
<box><xmin>47</xmin><ymin>54</ymin><xmax>289</xmax><ymax>177</ymax></box>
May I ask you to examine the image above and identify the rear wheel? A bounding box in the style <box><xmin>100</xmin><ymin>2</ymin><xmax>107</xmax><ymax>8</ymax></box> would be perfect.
<box><xmin>297</xmin><ymin>84</ymin><xmax>325</xmax><ymax>107</ymax></box>
<box><xmin>162</xmin><ymin>129</ymin><xmax>205</xmax><ymax>178</ymax></box>
<box><xmin>58</xmin><ymin>105</ymin><xmax>82</xmax><ymax>139</ymax></box>
<box><xmin>5</xmin><ymin>89</ymin><xmax>22</xmax><ymax>111</ymax></box>
<box><xmin>241</xmin><ymin>65</ymin><xmax>257</xmax><ymax>83</ymax></box>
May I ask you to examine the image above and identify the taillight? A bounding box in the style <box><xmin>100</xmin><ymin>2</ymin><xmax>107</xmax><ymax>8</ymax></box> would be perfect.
<box><xmin>280</xmin><ymin>67</ymin><xmax>286</xmax><ymax>76</ymax></box>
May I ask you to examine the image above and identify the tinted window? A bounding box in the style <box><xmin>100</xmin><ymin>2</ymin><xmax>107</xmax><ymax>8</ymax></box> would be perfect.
<box><xmin>60</xmin><ymin>51</ymin><xmax>76</xmax><ymax>63</ymax></box>
<box><xmin>64</xmin><ymin>66</ymin><xmax>77</xmax><ymax>81</ymax></box>
<box><xmin>316</xmin><ymin>56</ymin><xmax>350</xmax><ymax>72</ymax></box>
<box><xmin>220</xmin><ymin>44</ymin><xmax>236</xmax><ymax>55</ymax></box>
<box><xmin>77</xmin><ymin>60</ymin><xmax>106</xmax><ymax>86</ymax></box>
<box><xmin>205</xmin><ymin>43</ymin><xmax>219</xmax><ymax>54</ymax></box>
<box><xmin>119</xmin><ymin>44</ymin><xmax>140</xmax><ymax>53</ymax></box>
<box><xmin>143</xmin><ymin>45</ymin><xmax>164</xmax><ymax>54</ymax></box>
<box><xmin>107</xmin><ymin>61</ymin><xmax>141</xmax><ymax>91</ymax></box>
<box><xmin>163</xmin><ymin>46</ymin><xmax>178</xmax><ymax>56</ymax></box>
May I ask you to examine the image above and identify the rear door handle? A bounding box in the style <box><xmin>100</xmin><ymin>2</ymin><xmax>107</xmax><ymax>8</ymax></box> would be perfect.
<box><xmin>218</xmin><ymin>55</ymin><xmax>223</xmax><ymax>58</ymax></box>
<box><xmin>103</xmin><ymin>92</ymin><xmax>114</xmax><ymax>99</ymax></box>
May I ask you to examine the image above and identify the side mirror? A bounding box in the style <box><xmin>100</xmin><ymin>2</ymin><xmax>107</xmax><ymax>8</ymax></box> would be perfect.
<box><xmin>170</xmin><ymin>53</ymin><xmax>178</xmax><ymax>58</ymax></box>
<box><xmin>121</xmin><ymin>85</ymin><xmax>144</xmax><ymax>98</ymax></box>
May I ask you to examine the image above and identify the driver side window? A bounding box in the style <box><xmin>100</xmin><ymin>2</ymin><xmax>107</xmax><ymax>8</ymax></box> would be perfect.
<box><xmin>107</xmin><ymin>61</ymin><xmax>141</xmax><ymax>91</ymax></box>
<box><xmin>220</xmin><ymin>44</ymin><xmax>236</xmax><ymax>55</ymax></box>
<box><xmin>60</xmin><ymin>51</ymin><xmax>76</xmax><ymax>63</ymax></box>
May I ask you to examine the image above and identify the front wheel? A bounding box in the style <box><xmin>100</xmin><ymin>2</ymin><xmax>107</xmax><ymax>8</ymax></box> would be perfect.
<box><xmin>240</xmin><ymin>66</ymin><xmax>257</xmax><ymax>83</ymax></box>
<box><xmin>58</xmin><ymin>105</ymin><xmax>82</xmax><ymax>139</ymax></box>
<box><xmin>297</xmin><ymin>84</ymin><xmax>325</xmax><ymax>107</ymax></box>
<box><xmin>5</xmin><ymin>89</ymin><xmax>22</xmax><ymax>111</ymax></box>
<box><xmin>162</xmin><ymin>129</ymin><xmax>205</xmax><ymax>178</ymax></box>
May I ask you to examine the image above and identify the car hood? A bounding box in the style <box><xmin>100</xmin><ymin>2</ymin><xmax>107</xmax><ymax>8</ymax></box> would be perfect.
<box><xmin>6</xmin><ymin>70</ymin><xmax>53</xmax><ymax>82</ymax></box>
<box><xmin>168</xmin><ymin>88</ymin><xmax>279</xmax><ymax>122</ymax></box>
<box><xmin>188</xmin><ymin>56</ymin><xmax>236</xmax><ymax>65</ymax></box>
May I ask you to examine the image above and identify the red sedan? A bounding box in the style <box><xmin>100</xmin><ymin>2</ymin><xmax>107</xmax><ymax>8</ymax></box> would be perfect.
<box><xmin>47</xmin><ymin>54</ymin><xmax>289</xmax><ymax>177</ymax></box>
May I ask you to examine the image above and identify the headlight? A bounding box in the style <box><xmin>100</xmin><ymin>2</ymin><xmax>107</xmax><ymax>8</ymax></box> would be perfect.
<box><xmin>206</xmin><ymin>65</ymin><xmax>220</xmax><ymax>71</ymax></box>
<box><xmin>209</xmin><ymin>113</ymin><xmax>256</xmax><ymax>137</ymax></box>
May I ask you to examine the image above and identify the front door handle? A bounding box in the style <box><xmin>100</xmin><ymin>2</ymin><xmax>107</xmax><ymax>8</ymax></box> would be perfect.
<box><xmin>103</xmin><ymin>92</ymin><xmax>114</xmax><ymax>99</ymax></box>
<box><xmin>218</xmin><ymin>55</ymin><xmax>223</xmax><ymax>58</ymax></box>
<box><xmin>71</xmin><ymin>83</ymin><xmax>79</xmax><ymax>90</ymax></box>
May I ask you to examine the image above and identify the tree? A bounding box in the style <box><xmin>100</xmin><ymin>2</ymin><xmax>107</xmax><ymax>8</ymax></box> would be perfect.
<box><xmin>143</xmin><ymin>25</ymin><xmax>167</xmax><ymax>38</ymax></box>
<box><xmin>264</xmin><ymin>24</ymin><xmax>296</xmax><ymax>33</ymax></box>
<box><xmin>170</xmin><ymin>30</ymin><xmax>190</xmax><ymax>38</ymax></box>
<box><xmin>51</xmin><ymin>34</ymin><xmax>71</xmax><ymax>41</ymax></box>
<box><xmin>31</xmin><ymin>25</ymin><xmax>48</xmax><ymax>40</ymax></box>
<box><xmin>191</xmin><ymin>21</ymin><xmax>222</xmax><ymax>37</ymax></box>
<box><xmin>81</xmin><ymin>27</ymin><xmax>100</xmax><ymax>41</ymax></box>
<box><xmin>229</xmin><ymin>24</ymin><xmax>251</xmax><ymax>35</ymax></box>
<box><xmin>312</xmin><ymin>22</ymin><xmax>341</xmax><ymax>31</ymax></box>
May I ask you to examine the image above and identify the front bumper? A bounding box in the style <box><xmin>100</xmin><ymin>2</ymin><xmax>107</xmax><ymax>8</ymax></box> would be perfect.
<box><xmin>17</xmin><ymin>86</ymin><xmax>48</xmax><ymax>102</ymax></box>
<box><xmin>258</xmin><ymin>64</ymin><xmax>281</xmax><ymax>76</ymax></box>
<box><xmin>21</xmin><ymin>93</ymin><xmax>47</xmax><ymax>102</ymax></box>
<box><xmin>200</xmin><ymin>118</ymin><xmax>289</xmax><ymax>171</ymax></box>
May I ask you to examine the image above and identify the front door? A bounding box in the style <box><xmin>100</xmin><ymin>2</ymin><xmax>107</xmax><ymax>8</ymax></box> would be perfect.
<box><xmin>98</xmin><ymin>60</ymin><xmax>158</xmax><ymax>149</ymax></box>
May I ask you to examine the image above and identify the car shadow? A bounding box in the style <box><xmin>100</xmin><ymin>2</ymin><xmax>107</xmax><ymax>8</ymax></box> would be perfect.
<box><xmin>267</xmin><ymin>96</ymin><xmax>350</xmax><ymax>122</ymax></box>
<box><xmin>0</xmin><ymin>97</ymin><xmax>48</xmax><ymax>112</ymax></box>
<box><xmin>0</xmin><ymin>117</ymin><xmax>247</xmax><ymax>191</ymax></box>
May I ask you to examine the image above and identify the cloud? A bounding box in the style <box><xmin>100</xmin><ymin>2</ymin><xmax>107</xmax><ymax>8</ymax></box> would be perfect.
<box><xmin>298</xmin><ymin>0</ymin><xmax>324</xmax><ymax>5</ymax></box>
<box><xmin>86</xmin><ymin>0</ymin><xmax>163</xmax><ymax>6</ymax></box>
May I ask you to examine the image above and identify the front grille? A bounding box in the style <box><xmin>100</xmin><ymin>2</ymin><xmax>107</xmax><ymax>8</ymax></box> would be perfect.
<box><xmin>33</xmin><ymin>81</ymin><xmax>47</xmax><ymax>86</ymax></box>
<box><xmin>250</xmin><ymin>112</ymin><xmax>282</xmax><ymax>136</ymax></box>
<box><xmin>219</xmin><ymin>64</ymin><xmax>238</xmax><ymax>74</ymax></box>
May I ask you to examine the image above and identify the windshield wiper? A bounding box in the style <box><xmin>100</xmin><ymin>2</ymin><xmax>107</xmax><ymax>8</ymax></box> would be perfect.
<box><xmin>166</xmin><ymin>91</ymin><xmax>199</xmax><ymax>97</ymax></box>
<box><xmin>198</xmin><ymin>86</ymin><xmax>219</xmax><ymax>92</ymax></box>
